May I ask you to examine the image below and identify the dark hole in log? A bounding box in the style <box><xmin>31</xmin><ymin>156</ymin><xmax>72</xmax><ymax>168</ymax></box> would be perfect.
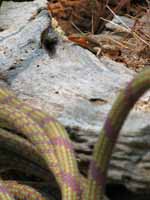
<box><xmin>106</xmin><ymin>183</ymin><xmax>149</xmax><ymax>200</ymax></box>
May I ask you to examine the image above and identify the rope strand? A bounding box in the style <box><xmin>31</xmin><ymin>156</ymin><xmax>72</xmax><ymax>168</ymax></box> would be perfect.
<box><xmin>0</xmin><ymin>68</ymin><xmax>149</xmax><ymax>200</ymax></box>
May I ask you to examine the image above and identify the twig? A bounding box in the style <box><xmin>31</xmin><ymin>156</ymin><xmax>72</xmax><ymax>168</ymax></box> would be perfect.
<box><xmin>71</xmin><ymin>21</ymin><xmax>84</xmax><ymax>34</ymax></box>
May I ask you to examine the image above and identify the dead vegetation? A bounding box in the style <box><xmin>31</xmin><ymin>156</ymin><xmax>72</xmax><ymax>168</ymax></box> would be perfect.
<box><xmin>99</xmin><ymin>5</ymin><xmax>150</xmax><ymax>71</ymax></box>
<box><xmin>47</xmin><ymin>0</ymin><xmax>131</xmax><ymax>34</ymax></box>
<box><xmin>48</xmin><ymin>0</ymin><xmax>150</xmax><ymax>72</ymax></box>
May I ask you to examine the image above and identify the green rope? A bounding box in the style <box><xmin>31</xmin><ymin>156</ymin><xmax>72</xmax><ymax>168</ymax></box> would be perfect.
<box><xmin>0</xmin><ymin>68</ymin><xmax>149</xmax><ymax>200</ymax></box>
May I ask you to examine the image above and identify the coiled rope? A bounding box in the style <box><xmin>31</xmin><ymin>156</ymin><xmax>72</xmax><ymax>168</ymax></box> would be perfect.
<box><xmin>0</xmin><ymin>68</ymin><xmax>149</xmax><ymax>200</ymax></box>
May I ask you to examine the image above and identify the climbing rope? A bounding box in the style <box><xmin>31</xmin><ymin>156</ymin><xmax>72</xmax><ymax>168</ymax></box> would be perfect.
<box><xmin>0</xmin><ymin>68</ymin><xmax>149</xmax><ymax>200</ymax></box>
